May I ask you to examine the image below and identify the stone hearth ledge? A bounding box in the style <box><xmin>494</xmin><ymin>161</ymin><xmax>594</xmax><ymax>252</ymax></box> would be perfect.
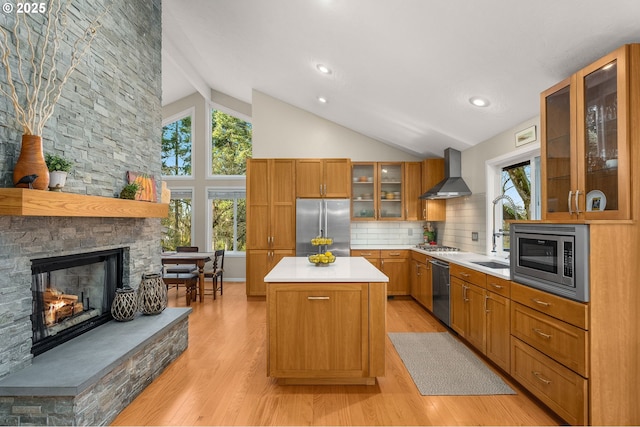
<box><xmin>0</xmin><ymin>307</ymin><xmax>191</xmax><ymax>396</ymax></box>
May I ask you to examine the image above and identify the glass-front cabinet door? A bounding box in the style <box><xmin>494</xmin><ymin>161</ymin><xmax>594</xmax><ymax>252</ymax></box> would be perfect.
<box><xmin>378</xmin><ymin>163</ymin><xmax>403</xmax><ymax>220</ymax></box>
<box><xmin>541</xmin><ymin>78</ymin><xmax>575</xmax><ymax>219</ymax></box>
<box><xmin>542</xmin><ymin>45</ymin><xmax>630</xmax><ymax>220</ymax></box>
<box><xmin>577</xmin><ymin>47</ymin><xmax>629</xmax><ymax>219</ymax></box>
<box><xmin>352</xmin><ymin>163</ymin><xmax>376</xmax><ymax>220</ymax></box>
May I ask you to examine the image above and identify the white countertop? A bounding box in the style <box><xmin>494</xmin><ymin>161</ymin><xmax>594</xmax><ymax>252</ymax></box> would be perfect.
<box><xmin>414</xmin><ymin>249</ymin><xmax>511</xmax><ymax>280</ymax></box>
<box><xmin>264</xmin><ymin>256</ymin><xmax>389</xmax><ymax>283</ymax></box>
<box><xmin>352</xmin><ymin>244</ymin><xmax>511</xmax><ymax>280</ymax></box>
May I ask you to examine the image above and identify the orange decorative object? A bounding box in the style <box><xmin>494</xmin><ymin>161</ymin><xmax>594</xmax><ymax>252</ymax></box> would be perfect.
<box><xmin>127</xmin><ymin>171</ymin><xmax>157</xmax><ymax>202</ymax></box>
<box><xmin>13</xmin><ymin>135</ymin><xmax>50</xmax><ymax>190</ymax></box>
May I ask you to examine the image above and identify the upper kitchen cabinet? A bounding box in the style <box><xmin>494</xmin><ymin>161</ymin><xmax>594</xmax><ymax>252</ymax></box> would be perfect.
<box><xmin>352</xmin><ymin>162</ymin><xmax>405</xmax><ymax>220</ymax></box>
<box><xmin>404</xmin><ymin>162</ymin><xmax>422</xmax><ymax>221</ymax></box>
<box><xmin>247</xmin><ymin>158</ymin><xmax>296</xmax><ymax>250</ymax></box>
<box><xmin>542</xmin><ymin>44</ymin><xmax>636</xmax><ymax>221</ymax></box>
<box><xmin>296</xmin><ymin>159</ymin><xmax>351</xmax><ymax>198</ymax></box>
<box><xmin>421</xmin><ymin>158</ymin><xmax>446</xmax><ymax>221</ymax></box>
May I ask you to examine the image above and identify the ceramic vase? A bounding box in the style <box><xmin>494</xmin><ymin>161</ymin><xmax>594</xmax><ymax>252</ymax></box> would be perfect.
<box><xmin>13</xmin><ymin>135</ymin><xmax>50</xmax><ymax>190</ymax></box>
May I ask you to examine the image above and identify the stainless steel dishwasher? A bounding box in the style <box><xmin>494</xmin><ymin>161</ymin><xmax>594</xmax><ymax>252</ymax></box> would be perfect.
<box><xmin>430</xmin><ymin>259</ymin><xmax>450</xmax><ymax>326</ymax></box>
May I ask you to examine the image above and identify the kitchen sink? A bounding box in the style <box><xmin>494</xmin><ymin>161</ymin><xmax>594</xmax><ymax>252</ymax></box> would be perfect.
<box><xmin>471</xmin><ymin>261</ymin><xmax>509</xmax><ymax>269</ymax></box>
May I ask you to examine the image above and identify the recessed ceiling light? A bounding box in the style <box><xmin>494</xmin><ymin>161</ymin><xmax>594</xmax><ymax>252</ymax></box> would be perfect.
<box><xmin>316</xmin><ymin>64</ymin><xmax>332</xmax><ymax>75</ymax></box>
<box><xmin>317</xmin><ymin>96</ymin><xmax>328</xmax><ymax>104</ymax></box>
<box><xmin>469</xmin><ymin>96</ymin><xmax>490</xmax><ymax>107</ymax></box>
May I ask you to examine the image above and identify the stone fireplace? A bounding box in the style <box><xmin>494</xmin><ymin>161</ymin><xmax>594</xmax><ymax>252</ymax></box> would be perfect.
<box><xmin>0</xmin><ymin>0</ymin><xmax>170</xmax><ymax>422</ymax></box>
<box><xmin>31</xmin><ymin>248</ymin><xmax>125</xmax><ymax>356</ymax></box>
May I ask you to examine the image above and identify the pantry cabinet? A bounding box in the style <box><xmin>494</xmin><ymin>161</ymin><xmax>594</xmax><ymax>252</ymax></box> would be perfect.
<box><xmin>541</xmin><ymin>44</ymin><xmax>636</xmax><ymax>220</ymax></box>
<box><xmin>351</xmin><ymin>162</ymin><xmax>405</xmax><ymax>220</ymax></box>
<box><xmin>246</xmin><ymin>159</ymin><xmax>296</xmax><ymax>296</ymax></box>
<box><xmin>296</xmin><ymin>158</ymin><xmax>351</xmax><ymax>198</ymax></box>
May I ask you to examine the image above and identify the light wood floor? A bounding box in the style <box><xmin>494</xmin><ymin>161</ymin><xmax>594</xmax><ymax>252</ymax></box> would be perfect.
<box><xmin>111</xmin><ymin>282</ymin><xmax>563</xmax><ymax>426</ymax></box>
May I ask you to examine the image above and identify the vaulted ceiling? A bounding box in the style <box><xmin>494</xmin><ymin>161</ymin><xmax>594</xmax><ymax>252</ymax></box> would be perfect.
<box><xmin>162</xmin><ymin>0</ymin><xmax>640</xmax><ymax>157</ymax></box>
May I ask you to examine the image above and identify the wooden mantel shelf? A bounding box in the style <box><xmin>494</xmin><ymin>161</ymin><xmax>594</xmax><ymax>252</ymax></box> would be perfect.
<box><xmin>0</xmin><ymin>188</ymin><xmax>169</xmax><ymax>218</ymax></box>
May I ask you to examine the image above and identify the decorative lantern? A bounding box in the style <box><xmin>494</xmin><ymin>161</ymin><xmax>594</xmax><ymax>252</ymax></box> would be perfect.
<box><xmin>111</xmin><ymin>286</ymin><xmax>137</xmax><ymax>321</ymax></box>
<box><xmin>137</xmin><ymin>273</ymin><xmax>167</xmax><ymax>315</ymax></box>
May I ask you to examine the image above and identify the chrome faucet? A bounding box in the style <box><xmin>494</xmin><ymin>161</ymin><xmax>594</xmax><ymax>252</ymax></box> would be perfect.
<box><xmin>491</xmin><ymin>194</ymin><xmax>517</xmax><ymax>253</ymax></box>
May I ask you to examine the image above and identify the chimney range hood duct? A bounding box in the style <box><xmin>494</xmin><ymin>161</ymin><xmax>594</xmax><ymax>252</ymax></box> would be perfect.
<box><xmin>420</xmin><ymin>148</ymin><xmax>472</xmax><ymax>200</ymax></box>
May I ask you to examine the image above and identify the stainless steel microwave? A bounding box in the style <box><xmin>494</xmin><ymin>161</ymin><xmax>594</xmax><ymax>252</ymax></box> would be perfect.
<box><xmin>510</xmin><ymin>223</ymin><xmax>589</xmax><ymax>302</ymax></box>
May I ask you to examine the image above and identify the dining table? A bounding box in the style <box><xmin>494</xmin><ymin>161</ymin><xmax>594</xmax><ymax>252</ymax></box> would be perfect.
<box><xmin>161</xmin><ymin>252</ymin><xmax>212</xmax><ymax>302</ymax></box>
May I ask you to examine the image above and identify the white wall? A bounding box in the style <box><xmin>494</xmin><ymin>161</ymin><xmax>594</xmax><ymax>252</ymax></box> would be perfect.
<box><xmin>440</xmin><ymin>116</ymin><xmax>541</xmax><ymax>254</ymax></box>
<box><xmin>252</xmin><ymin>90</ymin><xmax>421</xmax><ymax>161</ymax></box>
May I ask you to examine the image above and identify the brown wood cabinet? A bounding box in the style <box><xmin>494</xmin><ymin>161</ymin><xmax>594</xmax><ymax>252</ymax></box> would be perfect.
<box><xmin>351</xmin><ymin>249</ymin><xmax>409</xmax><ymax>296</ymax></box>
<box><xmin>510</xmin><ymin>282</ymin><xmax>589</xmax><ymax>425</ymax></box>
<box><xmin>267</xmin><ymin>281</ymin><xmax>386</xmax><ymax>384</ymax></box>
<box><xmin>351</xmin><ymin>249</ymin><xmax>381</xmax><ymax>269</ymax></box>
<box><xmin>421</xmin><ymin>158</ymin><xmax>446</xmax><ymax>221</ymax></box>
<box><xmin>246</xmin><ymin>159</ymin><xmax>296</xmax><ymax>296</ymax></box>
<box><xmin>351</xmin><ymin>162</ymin><xmax>405</xmax><ymax>220</ymax></box>
<box><xmin>380</xmin><ymin>250</ymin><xmax>410</xmax><ymax>296</ymax></box>
<box><xmin>404</xmin><ymin>162</ymin><xmax>422</xmax><ymax>221</ymax></box>
<box><xmin>450</xmin><ymin>264</ymin><xmax>511</xmax><ymax>372</ymax></box>
<box><xmin>410</xmin><ymin>252</ymin><xmax>433</xmax><ymax>311</ymax></box>
<box><xmin>296</xmin><ymin>158</ymin><xmax>351</xmax><ymax>198</ymax></box>
<box><xmin>541</xmin><ymin>44</ymin><xmax>637</xmax><ymax>221</ymax></box>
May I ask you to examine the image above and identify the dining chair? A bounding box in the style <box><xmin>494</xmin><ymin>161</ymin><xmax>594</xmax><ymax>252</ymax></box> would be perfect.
<box><xmin>162</xmin><ymin>270</ymin><xmax>198</xmax><ymax>306</ymax></box>
<box><xmin>165</xmin><ymin>246</ymin><xmax>200</xmax><ymax>274</ymax></box>
<box><xmin>204</xmin><ymin>249</ymin><xmax>225</xmax><ymax>299</ymax></box>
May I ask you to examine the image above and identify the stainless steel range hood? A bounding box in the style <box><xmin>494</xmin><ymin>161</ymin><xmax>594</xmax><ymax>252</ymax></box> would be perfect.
<box><xmin>419</xmin><ymin>148</ymin><xmax>472</xmax><ymax>200</ymax></box>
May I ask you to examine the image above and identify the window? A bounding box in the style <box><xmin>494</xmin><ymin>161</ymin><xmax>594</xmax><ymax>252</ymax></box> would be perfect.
<box><xmin>486</xmin><ymin>145</ymin><xmax>541</xmax><ymax>256</ymax></box>
<box><xmin>162</xmin><ymin>189</ymin><xmax>193</xmax><ymax>251</ymax></box>
<box><xmin>208</xmin><ymin>189</ymin><xmax>246</xmax><ymax>252</ymax></box>
<box><xmin>211</xmin><ymin>109</ymin><xmax>252</xmax><ymax>176</ymax></box>
<box><xmin>499</xmin><ymin>161</ymin><xmax>531</xmax><ymax>252</ymax></box>
<box><xmin>162</xmin><ymin>113</ymin><xmax>192</xmax><ymax>177</ymax></box>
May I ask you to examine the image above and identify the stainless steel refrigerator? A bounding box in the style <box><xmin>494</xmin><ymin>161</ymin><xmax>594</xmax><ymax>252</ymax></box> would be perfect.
<box><xmin>296</xmin><ymin>199</ymin><xmax>351</xmax><ymax>257</ymax></box>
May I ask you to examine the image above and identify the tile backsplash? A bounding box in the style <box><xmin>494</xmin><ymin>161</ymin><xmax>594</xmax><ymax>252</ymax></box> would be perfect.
<box><xmin>351</xmin><ymin>221</ymin><xmax>427</xmax><ymax>246</ymax></box>
<box><xmin>439</xmin><ymin>193</ymin><xmax>487</xmax><ymax>253</ymax></box>
<box><xmin>350</xmin><ymin>193</ymin><xmax>489</xmax><ymax>254</ymax></box>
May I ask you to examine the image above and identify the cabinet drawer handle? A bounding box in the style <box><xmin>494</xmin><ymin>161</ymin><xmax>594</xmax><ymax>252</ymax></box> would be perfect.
<box><xmin>533</xmin><ymin>328</ymin><xmax>552</xmax><ymax>340</ymax></box>
<box><xmin>532</xmin><ymin>371</ymin><xmax>552</xmax><ymax>385</ymax></box>
<box><xmin>361</xmin><ymin>252</ymin><xmax>372</xmax><ymax>256</ymax></box>
<box><xmin>307</xmin><ymin>296</ymin><xmax>330</xmax><ymax>300</ymax></box>
<box><xmin>488</xmin><ymin>282</ymin><xmax>503</xmax><ymax>289</ymax></box>
<box><xmin>460</xmin><ymin>272</ymin><xmax>470</xmax><ymax>278</ymax></box>
<box><xmin>532</xmin><ymin>298</ymin><xmax>551</xmax><ymax>307</ymax></box>
<box><xmin>389</xmin><ymin>252</ymin><xmax>400</xmax><ymax>256</ymax></box>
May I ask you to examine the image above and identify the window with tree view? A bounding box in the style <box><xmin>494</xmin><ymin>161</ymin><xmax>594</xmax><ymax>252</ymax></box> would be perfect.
<box><xmin>209</xmin><ymin>190</ymin><xmax>246</xmax><ymax>252</ymax></box>
<box><xmin>500</xmin><ymin>161</ymin><xmax>531</xmax><ymax>251</ymax></box>
<box><xmin>162</xmin><ymin>115</ymin><xmax>192</xmax><ymax>176</ymax></box>
<box><xmin>211</xmin><ymin>109</ymin><xmax>252</xmax><ymax>175</ymax></box>
<box><xmin>162</xmin><ymin>189</ymin><xmax>193</xmax><ymax>251</ymax></box>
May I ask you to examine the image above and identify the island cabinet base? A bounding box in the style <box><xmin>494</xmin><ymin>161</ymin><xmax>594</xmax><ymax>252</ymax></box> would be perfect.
<box><xmin>267</xmin><ymin>282</ymin><xmax>386</xmax><ymax>385</ymax></box>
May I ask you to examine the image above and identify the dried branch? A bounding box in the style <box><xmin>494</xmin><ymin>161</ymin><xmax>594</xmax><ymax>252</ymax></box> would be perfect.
<box><xmin>0</xmin><ymin>0</ymin><xmax>111</xmax><ymax>136</ymax></box>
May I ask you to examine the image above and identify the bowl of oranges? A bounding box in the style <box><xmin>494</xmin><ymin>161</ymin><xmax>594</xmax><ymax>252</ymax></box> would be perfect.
<box><xmin>308</xmin><ymin>251</ymin><xmax>336</xmax><ymax>266</ymax></box>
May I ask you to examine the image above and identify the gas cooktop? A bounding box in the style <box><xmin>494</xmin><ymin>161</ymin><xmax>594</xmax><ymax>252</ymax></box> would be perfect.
<box><xmin>415</xmin><ymin>244</ymin><xmax>460</xmax><ymax>252</ymax></box>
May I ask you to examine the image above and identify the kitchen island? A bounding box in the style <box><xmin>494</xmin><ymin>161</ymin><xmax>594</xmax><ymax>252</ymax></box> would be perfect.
<box><xmin>264</xmin><ymin>256</ymin><xmax>389</xmax><ymax>385</ymax></box>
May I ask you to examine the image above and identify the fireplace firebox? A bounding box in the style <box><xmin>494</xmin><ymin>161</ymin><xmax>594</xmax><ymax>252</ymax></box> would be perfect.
<box><xmin>31</xmin><ymin>248</ymin><xmax>125</xmax><ymax>356</ymax></box>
